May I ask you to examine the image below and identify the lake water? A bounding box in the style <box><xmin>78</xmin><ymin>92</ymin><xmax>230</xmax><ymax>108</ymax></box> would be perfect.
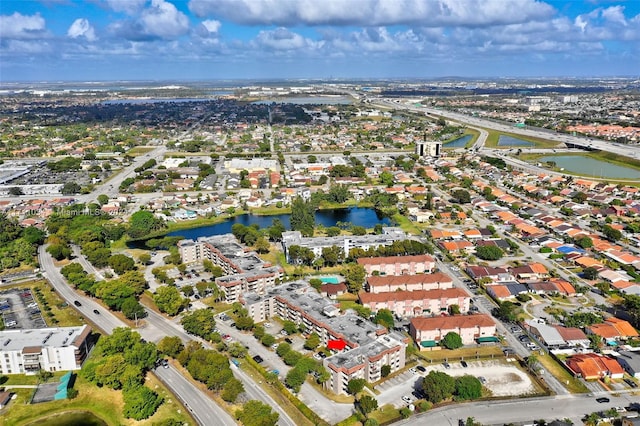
<box><xmin>497</xmin><ymin>135</ymin><xmax>534</xmax><ymax>147</ymax></box>
<box><xmin>444</xmin><ymin>134</ymin><xmax>473</xmax><ymax>148</ymax></box>
<box><xmin>167</xmin><ymin>207</ymin><xmax>391</xmax><ymax>240</ymax></box>
<box><xmin>25</xmin><ymin>411</ymin><xmax>107</xmax><ymax>426</ymax></box>
<box><xmin>252</xmin><ymin>96</ymin><xmax>353</xmax><ymax>105</ymax></box>
<box><xmin>537</xmin><ymin>155</ymin><xmax>640</xmax><ymax>179</ymax></box>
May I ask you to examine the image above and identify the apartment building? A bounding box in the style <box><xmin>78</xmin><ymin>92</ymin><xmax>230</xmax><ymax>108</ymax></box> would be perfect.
<box><xmin>241</xmin><ymin>281</ymin><xmax>407</xmax><ymax>395</ymax></box>
<box><xmin>410</xmin><ymin>314</ymin><xmax>496</xmax><ymax>347</ymax></box>
<box><xmin>281</xmin><ymin>227</ymin><xmax>407</xmax><ymax>262</ymax></box>
<box><xmin>359</xmin><ymin>287</ymin><xmax>470</xmax><ymax>318</ymax></box>
<box><xmin>178</xmin><ymin>234</ymin><xmax>283</xmax><ymax>303</ymax></box>
<box><xmin>0</xmin><ymin>325</ymin><xmax>92</xmax><ymax>374</ymax></box>
<box><xmin>366</xmin><ymin>272</ymin><xmax>453</xmax><ymax>293</ymax></box>
<box><xmin>357</xmin><ymin>254</ymin><xmax>435</xmax><ymax>277</ymax></box>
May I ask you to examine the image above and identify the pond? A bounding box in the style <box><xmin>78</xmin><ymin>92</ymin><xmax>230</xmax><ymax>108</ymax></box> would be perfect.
<box><xmin>25</xmin><ymin>411</ymin><xmax>108</xmax><ymax>426</ymax></box>
<box><xmin>537</xmin><ymin>155</ymin><xmax>640</xmax><ymax>179</ymax></box>
<box><xmin>166</xmin><ymin>207</ymin><xmax>392</xmax><ymax>240</ymax></box>
<box><xmin>444</xmin><ymin>134</ymin><xmax>473</xmax><ymax>148</ymax></box>
<box><xmin>497</xmin><ymin>135</ymin><xmax>534</xmax><ymax>147</ymax></box>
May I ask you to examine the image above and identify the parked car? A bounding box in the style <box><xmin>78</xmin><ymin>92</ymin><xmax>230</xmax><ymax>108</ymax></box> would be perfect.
<box><xmin>416</xmin><ymin>365</ymin><xmax>426</xmax><ymax>373</ymax></box>
<box><xmin>596</xmin><ymin>397</ymin><xmax>610</xmax><ymax>403</ymax></box>
<box><xmin>252</xmin><ymin>355</ymin><xmax>264</xmax><ymax>364</ymax></box>
<box><xmin>401</xmin><ymin>395</ymin><xmax>412</xmax><ymax>404</ymax></box>
<box><xmin>460</xmin><ymin>360</ymin><xmax>468</xmax><ymax>368</ymax></box>
<box><xmin>624</xmin><ymin>378</ymin><xmax>638</xmax><ymax>388</ymax></box>
<box><xmin>443</xmin><ymin>362</ymin><xmax>451</xmax><ymax>369</ymax></box>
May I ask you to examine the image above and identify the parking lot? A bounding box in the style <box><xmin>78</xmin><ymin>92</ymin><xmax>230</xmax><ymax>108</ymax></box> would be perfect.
<box><xmin>376</xmin><ymin>358</ymin><xmax>539</xmax><ymax>408</ymax></box>
<box><xmin>0</xmin><ymin>287</ymin><xmax>47</xmax><ymax>329</ymax></box>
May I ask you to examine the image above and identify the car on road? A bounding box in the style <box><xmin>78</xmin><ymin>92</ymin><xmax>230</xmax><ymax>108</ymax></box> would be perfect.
<box><xmin>74</xmin><ymin>300</ymin><xmax>82</xmax><ymax>307</ymax></box>
<box><xmin>479</xmin><ymin>376</ymin><xmax>486</xmax><ymax>384</ymax></box>
<box><xmin>161</xmin><ymin>359</ymin><xmax>169</xmax><ymax>369</ymax></box>
<box><xmin>596</xmin><ymin>397</ymin><xmax>610</xmax><ymax>403</ymax></box>
<box><xmin>93</xmin><ymin>309</ymin><xmax>100</xmax><ymax>315</ymax></box>
<box><xmin>460</xmin><ymin>360</ymin><xmax>468</xmax><ymax>368</ymax></box>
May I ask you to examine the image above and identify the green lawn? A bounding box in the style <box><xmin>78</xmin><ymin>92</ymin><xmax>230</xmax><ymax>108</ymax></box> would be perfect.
<box><xmin>536</xmin><ymin>354</ymin><xmax>589</xmax><ymax>394</ymax></box>
<box><xmin>484</xmin><ymin>130</ymin><xmax>560</xmax><ymax>149</ymax></box>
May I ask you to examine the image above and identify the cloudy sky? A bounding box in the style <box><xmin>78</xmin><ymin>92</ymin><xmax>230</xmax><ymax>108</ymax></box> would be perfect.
<box><xmin>1</xmin><ymin>0</ymin><xmax>639</xmax><ymax>82</ymax></box>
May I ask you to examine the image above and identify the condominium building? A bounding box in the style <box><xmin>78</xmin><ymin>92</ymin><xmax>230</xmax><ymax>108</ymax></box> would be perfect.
<box><xmin>410</xmin><ymin>314</ymin><xmax>497</xmax><ymax>347</ymax></box>
<box><xmin>359</xmin><ymin>287</ymin><xmax>470</xmax><ymax>318</ymax></box>
<box><xmin>366</xmin><ymin>272</ymin><xmax>453</xmax><ymax>293</ymax></box>
<box><xmin>241</xmin><ymin>281</ymin><xmax>407</xmax><ymax>394</ymax></box>
<box><xmin>357</xmin><ymin>254</ymin><xmax>435</xmax><ymax>277</ymax></box>
<box><xmin>178</xmin><ymin>234</ymin><xmax>283</xmax><ymax>303</ymax></box>
<box><xmin>280</xmin><ymin>227</ymin><xmax>408</xmax><ymax>262</ymax></box>
<box><xmin>0</xmin><ymin>325</ymin><xmax>92</xmax><ymax>374</ymax></box>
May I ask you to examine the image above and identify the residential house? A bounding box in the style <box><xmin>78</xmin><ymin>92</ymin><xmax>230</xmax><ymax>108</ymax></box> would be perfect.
<box><xmin>410</xmin><ymin>314</ymin><xmax>497</xmax><ymax>347</ymax></box>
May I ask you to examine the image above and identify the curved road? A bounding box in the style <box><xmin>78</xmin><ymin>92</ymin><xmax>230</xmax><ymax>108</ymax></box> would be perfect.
<box><xmin>38</xmin><ymin>245</ymin><xmax>237</xmax><ymax>426</ymax></box>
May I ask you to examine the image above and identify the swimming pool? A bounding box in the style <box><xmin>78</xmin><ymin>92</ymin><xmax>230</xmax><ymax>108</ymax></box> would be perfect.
<box><xmin>320</xmin><ymin>277</ymin><xmax>340</xmax><ymax>284</ymax></box>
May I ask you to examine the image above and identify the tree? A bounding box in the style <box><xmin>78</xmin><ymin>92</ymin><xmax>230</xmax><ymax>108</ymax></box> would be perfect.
<box><xmin>282</xmin><ymin>320</ymin><xmax>298</xmax><ymax>335</ymax></box>
<box><xmin>381</xmin><ymin>364</ymin><xmax>391</xmax><ymax>378</ymax></box>
<box><xmin>61</xmin><ymin>182</ymin><xmax>82</xmax><ymax>195</ymax></box>
<box><xmin>451</xmin><ymin>189</ymin><xmax>471</xmax><ymax>204</ymax></box>
<box><xmin>121</xmin><ymin>297</ymin><xmax>146</xmax><ymax>320</ymax></box>
<box><xmin>221</xmin><ymin>377</ymin><xmax>244</xmax><ymax>403</ymax></box>
<box><xmin>276</xmin><ymin>343</ymin><xmax>291</xmax><ymax>358</ymax></box>
<box><xmin>261</xmin><ymin>334</ymin><xmax>276</xmax><ymax>347</ymax></box>
<box><xmin>290</xmin><ymin>196</ymin><xmax>315</xmax><ymax>237</ymax></box>
<box><xmin>493</xmin><ymin>301</ymin><xmax>517</xmax><ymax>323</ymax></box>
<box><xmin>421</xmin><ymin>371</ymin><xmax>455</xmax><ymax>403</ymax></box>
<box><xmin>285</xmin><ymin>367</ymin><xmax>307</xmax><ymax>392</ymax></box>
<box><xmin>347</xmin><ymin>378</ymin><xmax>366</xmax><ymax>396</ymax></box>
<box><xmin>304</xmin><ymin>332</ymin><xmax>320</xmax><ymax>350</ymax></box>
<box><xmin>254</xmin><ymin>237</ymin><xmax>271</xmax><ymax>254</ymax></box>
<box><xmin>582</xmin><ymin>267</ymin><xmax>599</xmax><ymax>280</ymax></box>
<box><xmin>228</xmin><ymin>342</ymin><xmax>248</xmax><ymax>359</ymax></box>
<box><xmin>97</xmin><ymin>194</ymin><xmax>109</xmax><ymax>205</ymax></box>
<box><xmin>374</xmin><ymin>309</ymin><xmax>395</xmax><ymax>329</ymax></box>
<box><xmin>342</xmin><ymin>263</ymin><xmax>366</xmax><ymax>293</ymax></box>
<box><xmin>475</xmin><ymin>245</ymin><xmax>504</xmax><ymax>261</ymax></box>
<box><xmin>157</xmin><ymin>336</ymin><xmax>184</xmax><ymax>358</ymax></box>
<box><xmin>235</xmin><ymin>400</ymin><xmax>279</xmax><ymax>426</ymax></box>
<box><xmin>235</xmin><ymin>315</ymin><xmax>254</xmax><ymax>330</ymax></box>
<box><xmin>442</xmin><ymin>332</ymin><xmax>463</xmax><ymax>350</ymax></box>
<box><xmin>181</xmin><ymin>309</ymin><xmax>217</xmax><ymax>339</ymax></box>
<box><xmin>399</xmin><ymin>407</ymin><xmax>412</xmax><ymax>419</ymax></box>
<box><xmin>154</xmin><ymin>286</ymin><xmax>186</xmax><ymax>316</ymax></box>
<box><xmin>138</xmin><ymin>253</ymin><xmax>151</xmax><ymax>265</ymax></box>
<box><xmin>602</xmin><ymin>224</ymin><xmax>622</xmax><ymax>241</ymax></box>
<box><xmin>8</xmin><ymin>187</ymin><xmax>23</xmax><ymax>196</ymax></box>
<box><xmin>575</xmin><ymin>236</ymin><xmax>593</xmax><ymax>249</ymax></box>
<box><xmin>108</xmin><ymin>254</ymin><xmax>136</xmax><ymax>275</ymax></box>
<box><xmin>22</xmin><ymin>226</ymin><xmax>46</xmax><ymax>245</ymax></box>
<box><xmin>379</xmin><ymin>171</ymin><xmax>395</xmax><ymax>187</ymax></box>
<box><xmin>128</xmin><ymin>210</ymin><xmax>165</xmax><ymax>239</ymax></box>
<box><xmin>448</xmin><ymin>304</ymin><xmax>461</xmax><ymax>315</ymax></box>
<box><xmin>454</xmin><ymin>375</ymin><xmax>482</xmax><ymax>400</ymax></box>
<box><xmin>358</xmin><ymin>395</ymin><xmax>378</xmax><ymax>416</ymax></box>
<box><xmin>122</xmin><ymin>385</ymin><xmax>163</xmax><ymax>420</ymax></box>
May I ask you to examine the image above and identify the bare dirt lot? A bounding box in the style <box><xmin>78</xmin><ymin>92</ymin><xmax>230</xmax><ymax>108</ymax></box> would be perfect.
<box><xmin>431</xmin><ymin>359</ymin><xmax>539</xmax><ymax>397</ymax></box>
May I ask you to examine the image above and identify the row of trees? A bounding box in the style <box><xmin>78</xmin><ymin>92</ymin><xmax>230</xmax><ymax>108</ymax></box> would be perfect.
<box><xmin>420</xmin><ymin>371</ymin><xmax>483</xmax><ymax>403</ymax></box>
<box><xmin>60</xmin><ymin>263</ymin><xmax>146</xmax><ymax>319</ymax></box>
<box><xmin>83</xmin><ymin>328</ymin><xmax>163</xmax><ymax>420</ymax></box>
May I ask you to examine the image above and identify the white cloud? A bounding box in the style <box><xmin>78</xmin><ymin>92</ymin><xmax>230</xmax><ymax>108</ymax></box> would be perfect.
<box><xmin>101</xmin><ymin>0</ymin><xmax>147</xmax><ymax>15</ymax></box>
<box><xmin>253</xmin><ymin>27</ymin><xmax>318</xmax><ymax>50</ymax></box>
<box><xmin>140</xmin><ymin>0</ymin><xmax>190</xmax><ymax>38</ymax></box>
<box><xmin>188</xmin><ymin>0</ymin><xmax>555</xmax><ymax>27</ymax></box>
<box><xmin>601</xmin><ymin>5</ymin><xmax>627</xmax><ymax>25</ymax></box>
<box><xmin>202</xmin><ymin>19</ymin><xmax>221</xmax><ymax>34</ymax></box>
<box><xmin>67</xmin><ymin>18</ymin><xmax>97</xmax><ymax>41</ymax></box>
<box><xmin>0</xmin><ymin>12</ymin><xmax>47</xmax><ymax>39</ymax></box>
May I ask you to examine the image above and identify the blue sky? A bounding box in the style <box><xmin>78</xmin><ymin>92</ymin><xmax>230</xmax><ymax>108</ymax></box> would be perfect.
<box><xmin>1</xmin><ymin>0</ymin><xmax>639</xmax><ymax>82</ymax></box>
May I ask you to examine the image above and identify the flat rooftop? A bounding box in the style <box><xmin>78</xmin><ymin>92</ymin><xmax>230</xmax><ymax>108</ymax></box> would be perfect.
<box><xmin>0</xmin><ymin>325</ymin><xmax>90</xmax><ymax>351</ymax></box>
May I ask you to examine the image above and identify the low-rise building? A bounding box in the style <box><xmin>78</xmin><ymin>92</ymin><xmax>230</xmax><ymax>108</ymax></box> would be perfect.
<box><xmin>359</xmin><ymin>288</ymin><xmax>470</xmax><ymax>318</ymax></box>
<box><xmin>357</xmin><ymin>254</ymin><xmax>435</xmax><ymax>277</ymax></box>
<box><xmin>281</xmin><ymin>227</ymin><xmax>408</xmax><ymax>262</ymax></box>
<box><xmin>0</xmin><ymin>325</ymin><xmax>92</xmax><ymax>374</ymax></box>
<box><xmin>565</xmin><ymin>353</ymin><xmax>624</xmax><ymax>380</ymax></box>
<box><xmin>409</xmin><ymin>314</ymin><xmax>496</xmax><ymax>347</ymax></box>
<box><xmin>365</xmin><ymin>272</ymin><xmax>453</xmax><ymax>293</ymax></box>
<box><xmin>615</xmin><ymin>350</ymin><xmax>640</xmax><ymax>378</ymax></box>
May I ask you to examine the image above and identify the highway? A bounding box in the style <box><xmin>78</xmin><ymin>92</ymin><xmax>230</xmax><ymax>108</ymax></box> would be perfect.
<box><xmin>37</xmin><ymin>245</ymin><xmax>237</xmax><ymax>426</ymax></box>
<box><xmin>373</xmin><ymin>98</ymin><xmax>640</xmax><ymax>160</ymax></box>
